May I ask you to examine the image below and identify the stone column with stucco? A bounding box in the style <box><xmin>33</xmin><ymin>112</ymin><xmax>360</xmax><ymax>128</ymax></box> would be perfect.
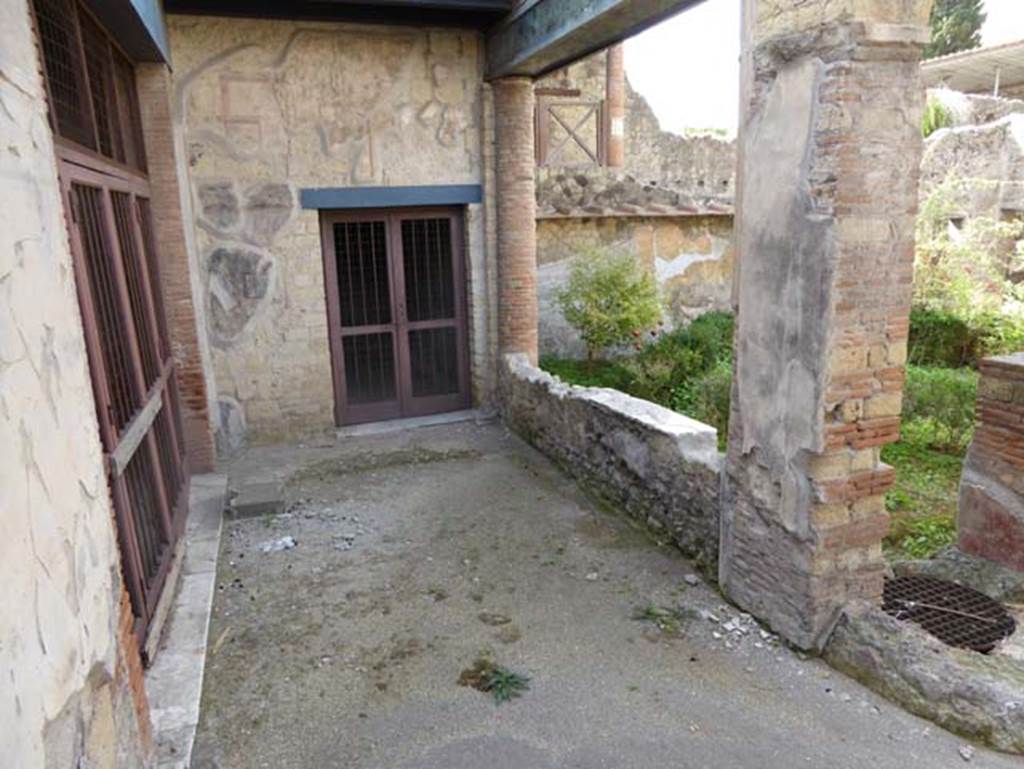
<box><xmin>493</xmin><ymin>77</ymin><xmax>539</xmax><ymax>363</ymax></box>
<box><xmin>720</xmin><ymin>0</ymin><xmax>933</xmax><ymax>650</ymax></box>
<box><xmin>136</xmin><ymin>63</ymin><xmax>217</xmax><ymax>472</ymax></box>
<box><xmin>958</xmin><ymin>353</ymin><xmax>1024</xmax><ymax>572</ymax></box>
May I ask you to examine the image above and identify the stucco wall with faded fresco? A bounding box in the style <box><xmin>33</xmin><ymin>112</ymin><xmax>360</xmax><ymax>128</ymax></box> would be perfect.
<box><xmin>168</xmin><ymin>16</ymin><xmax>489</xmax><ymax>448</ymax></box>
<box><xmin>1</xmin><ymin>1</ymin><xmax>149</xmax><ymax>765</ymax></box>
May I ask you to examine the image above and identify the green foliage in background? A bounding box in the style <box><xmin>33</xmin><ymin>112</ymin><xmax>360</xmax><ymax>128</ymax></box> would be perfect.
<box><xmin>882</xmin><ymin>365</ymin><xmax>977</xmax><ymax>560</ymax></box>
<box><xmin>909</xmin><ymin>307</ymin><xmax>1024</xmax><ymax>368</ymax></box>
<box><xmin>915</xmin><ymin>179</ymin><xmax>1024</xmax><ymax>324</ymax></box>
<box><xmin>556</xmin><ymin>249</ymin><xmax>662</xmax><ymax>363</ymax></box>
<box><xmin>921</xmin><ymin>96</ymin><xmax>953</xmax><ymax>138</ymax></box>
<box><xmin>924</xmin><ymin>0</ymin><xmax>986</xmax><ymax>60</ymax></box>
<box><xmin>901</xmin><ymin>365</ymin><xmax>979</xmax><ymax>453</ymax></box>
<box><xmin>541</xmin><ymin>311</ymin><xmax>734</xmax><ymax>449</ymax></box>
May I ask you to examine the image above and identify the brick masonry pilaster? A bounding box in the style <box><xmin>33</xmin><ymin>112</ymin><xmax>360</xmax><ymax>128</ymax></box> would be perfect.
<box><xmin>135</xmin><ymin>64</ymin><xmax>216</xmax><ymax>472</ymax></box>
<box><xmin>493</xmin><ymin>77</ymin><xmax>539</xmax><ymax>364</ymax></box>
<box><xmin>720</xmin><ymin>3</ymin><xmax>930</xmax><ymax>649</ymax></box>
<box><xmin>958</xmin><ymin>353</ymin><xmax>1024</xmax><ymax>572</ymax></box>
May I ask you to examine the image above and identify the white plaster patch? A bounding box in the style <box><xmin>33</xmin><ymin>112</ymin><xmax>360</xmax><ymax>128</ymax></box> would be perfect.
<box><xmin>654</xmin><ymin>237</ymin><xmax>728</xmax><ymax>282</ymax></box>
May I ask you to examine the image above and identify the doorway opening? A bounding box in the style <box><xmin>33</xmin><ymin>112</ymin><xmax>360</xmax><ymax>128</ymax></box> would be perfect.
<box><xmin>321</xmin><ymin>207</ymin><xmax>471</xmax><ymax>425</ymax></box>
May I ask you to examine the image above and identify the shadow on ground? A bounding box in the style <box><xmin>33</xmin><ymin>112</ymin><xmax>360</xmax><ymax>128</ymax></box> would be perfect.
<box><xmin>191</xmin><ymin>423</ymin><xmax>1017</xmax><ymax>769</ymax></box>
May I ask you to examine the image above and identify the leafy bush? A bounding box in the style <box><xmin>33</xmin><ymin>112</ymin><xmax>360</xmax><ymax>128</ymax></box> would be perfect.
<box><xmin>671</xmin><ymin>358</ymin><xmax>733</xmax><ymax>448</ymax></box>
<box><xmin>901</xmin><ymin>365</ymin><xmax>978</xmax><ymax>453</ymax></box>
<box><xmin>556</xmin><ymin>249</ymin><xmax>662</xmax><ymax>362</ymax></box>
<box><xmin>540</xmin><ymin>312</ymin><xmax>734</xmax><ymax>448</ymax></box>
<box><xmin>910</xmin><ymin>306</ymin><xmax>1024</xmax><ymax>368</ymax></box>
<box><xmin>537</xmin><ymin>356</ymin><xmax>634</xmax><ymax>391</ymax></box>
<box><xmin>915</xmin><ymin>179</ymin><xmax>1024</xmax><ymax>322</ymax></box>
<box><xmin>921</xmin><ymin>96</ymin><xmax>953</xmax><ymax>138</ymax></box>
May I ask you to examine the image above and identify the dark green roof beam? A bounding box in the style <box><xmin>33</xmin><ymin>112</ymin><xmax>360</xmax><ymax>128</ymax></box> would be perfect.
<box><xmin>486</xmin><ymin>0</ymin><xmax>705</xmax><ymax>79</ymax></box>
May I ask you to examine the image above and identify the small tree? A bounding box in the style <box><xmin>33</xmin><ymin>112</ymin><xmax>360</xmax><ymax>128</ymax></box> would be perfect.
<box><xmin>924</xmin><ymin>0</ymin><xmax>986</xmax><ymax>60</ymax></box>
<box><xmin>556</xmin><ymin>248</ymin><xmax>662</xmax><ymax>363</ymax></box>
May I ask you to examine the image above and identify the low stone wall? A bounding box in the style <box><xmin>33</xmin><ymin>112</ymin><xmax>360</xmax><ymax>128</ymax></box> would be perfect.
<box><xmin>500</xmin><ymin>354</ymin><xmax>722</xmax><ymax>573</ymax></box>
<box><xmin>958</xmin><ymin>353</ymin><xmax>1024</xmax><ymax>572</ymax></box>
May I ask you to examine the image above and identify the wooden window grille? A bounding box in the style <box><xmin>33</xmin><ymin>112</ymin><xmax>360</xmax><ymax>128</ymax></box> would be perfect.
<box><xmin>32</xmin><ymin>0</ymin><xmax>147</xmax><ymax>172</ymax></box>
<box><xmin>32</xmin><ymin>0</ymin><xmax>187</xmax><ymax>653</ymax></box>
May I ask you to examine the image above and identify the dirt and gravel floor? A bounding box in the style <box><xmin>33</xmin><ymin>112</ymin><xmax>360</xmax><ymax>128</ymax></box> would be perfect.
<box><xmin>190</xmin><ymin>421</ymin><xmax>1019</xmax><ymax>769</ymax></box>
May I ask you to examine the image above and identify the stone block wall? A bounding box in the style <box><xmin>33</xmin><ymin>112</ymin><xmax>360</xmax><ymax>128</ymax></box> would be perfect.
<box><xmin>537</xmin><ymin>214</ymin><xmax>734</xmax><ymax>357</ymax></box>
<box><xmin>920</xmin><ymin>93</ymin><xmax>1024</xmax><ymax>220</ymax></box>
<box><xmin>721</xmin><ymin>1</ymin><xmax>930</xmax><ymax>649</ymax></box>
<box><xmin>958</xmin><ymin>353</ymin><xmax>1024</xmax><ymax>571</ymax></box>
<box><xmin>168</xmin><ymin>16</ymin><xmax>489</xmax><ymax>448</ymax></box>
<box><xmin>500</xmin><ymin>354</ymin><xmax>723</xmax><ymax>572</ymax></box>
<box><xmin>1</xmin><ymin>1</ymin><xmax>151</xmax><ymax>764</ymax></box>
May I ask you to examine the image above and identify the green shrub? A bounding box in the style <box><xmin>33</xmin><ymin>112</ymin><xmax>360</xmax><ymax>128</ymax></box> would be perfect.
<box><xmin>909</xmin><ymin>306</ymin><xmax>1024</xmax><ymax>368</ymax></box>
<box><xmin>915</xmin><ymin>179</ymin><xmax>1024</xmax><ymax>324</ymax></box>
<box><xmin>556</xmin><ymin>249</ymin><xmax>662</xmax><ymax>362</ymax></box>
<box><xmin>672</xmin><ymin>358</ymin><xmax>733</xmax><ymax>449</ymax></box>
<box><xmin>640</xmin><ymin>311</ymin><xmax>735</xmax><ymax>371</ymax></box>
<box><xmin>540</xmin><ymin>312</ymin><xmax>734</xmax><ymax>447</ymax></box>
<box><xmin>901</xmin><ymin>365</ymin><xmax>978</xmax><ymax>453</ymax></box>
<box><xmin>538</xmin><ymin>356</ymin><xmax>634</xmax><ymax>391</ymax></box>
<box><xmin>921</xmin><ymin>96</ymin><xmax>953</xmax><ymax>138</ymax></box>
<box><xmin>908</xmin><ymin>307</ymin><xmax>972</xmax><ymax>367</ymax></box>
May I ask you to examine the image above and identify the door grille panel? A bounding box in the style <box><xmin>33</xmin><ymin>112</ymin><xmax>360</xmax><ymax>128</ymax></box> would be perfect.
<box><xmin>112</xmin><ymin>191</ymin><xmax>160</xmax><ymax>389</ymax></box>
<box><xmin>343</xmin><ymin>333</ymin><xmax>396</xmax><ymax>404</ymax></box>
<box><xmin>123</xmin><ymin>444</ymin><xmax>167</xmax><ymax>584</ymax></box>
<box><xmin>401</xmin><ymin>218</ymin><xmax>455</xmax><ymax>321</ymax></box>
<box><xmin>334</xmin><ymin>221</ymin><xmax>391</xmax><ymax>327</ymax></box>
<box><xmin>409</xmin><ymin>327</ymin><xmax>459</xmax><ymax>397</ymax></box>
<box><xmin>137</xmin><ymin>198</ymin><xmax>170</xmax><ymax>359</ymax></box>
<box><xmin>73</xmin><ymin>183</ymin><xmax>139</xmax><ymax>434</ymax></box>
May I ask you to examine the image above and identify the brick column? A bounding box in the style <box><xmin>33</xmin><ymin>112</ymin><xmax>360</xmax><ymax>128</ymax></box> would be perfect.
<box><xmin>720</xmin><ymin>0</ymin><xmax>931</xmax><ymax>649</ymax></box>
<box><xmin>958</xmin><ymin>353</ymin><xmax>1024</xmax><ymax>571</ymax></box>
<box><xmin>135</xmin><ymin>64</ymin><xmax>216</xmax><ymax>472</ymax></box>
<box><xmin>493</xmin><ymin>76</ymin><xmax>538</xmax><ymax>363</ymax></box>
<box><xmin>605</xmin><ymin>43</ymin><xmax>625</xmax><ymax>168</ymax></box>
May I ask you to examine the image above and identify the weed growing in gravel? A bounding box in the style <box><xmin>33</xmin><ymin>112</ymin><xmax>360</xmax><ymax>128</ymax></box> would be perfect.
<box><xmin>633</xmin><ymin>603</ymin><xmax>688</xmax><ymax>635</ymax></box>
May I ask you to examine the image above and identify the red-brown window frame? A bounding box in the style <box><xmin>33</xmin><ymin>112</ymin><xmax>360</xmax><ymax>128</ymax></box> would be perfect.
<box><xmin>30</xmin><ymin>0</ymin><xmax>189</xmax><ymax>652</ymax></box>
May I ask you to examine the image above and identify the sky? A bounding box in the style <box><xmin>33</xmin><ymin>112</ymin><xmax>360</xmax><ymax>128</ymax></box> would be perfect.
<box><xmin>625</xmin><ymin>0</ymin><xmax>1024</xmax><ymax>137</ymax></box>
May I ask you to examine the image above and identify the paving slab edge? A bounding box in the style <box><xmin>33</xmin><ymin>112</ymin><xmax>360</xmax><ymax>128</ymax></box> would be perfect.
<box><xmin>824</xmin><ymin>600</ymin><xmax>1024</xmax><ymax>755</ymax></box>
<box><xmin>146</xmin><ymin>473</ymin><xmax>227</xmax><ymax>769</ymax></box>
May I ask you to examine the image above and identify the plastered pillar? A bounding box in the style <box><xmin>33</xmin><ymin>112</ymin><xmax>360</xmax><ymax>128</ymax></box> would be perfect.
<box><xmin>720</xmin><ymin>0</ymin><xmax>933</xmax><ymax>649</ymax></box>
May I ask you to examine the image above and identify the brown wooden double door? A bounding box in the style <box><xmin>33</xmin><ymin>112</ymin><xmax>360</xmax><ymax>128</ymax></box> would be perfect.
<box><xmin>322</xmin><ymin>208</ymin><xmax>471</xmax><ymax>425</ymax></box>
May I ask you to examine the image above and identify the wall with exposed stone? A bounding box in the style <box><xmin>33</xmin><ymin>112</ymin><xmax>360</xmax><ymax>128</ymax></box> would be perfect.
<box><xmin>534</xmin><ymin>49</ymin><xmax>737</xmax><ymax>358</ymax></box>
<box><xmin>168</xmin><ymin>16</ymin><xmax>490</xmax><ymax>448</ymax></box>
<box><xmin>537</xmin><ymin>214</ymin><xmax>734</xmax><ymax>357</ymax></box>
<box><xmin>922</xmin><ymin>90</ymin><xmax>1024</xmax><ymax>219</ymax></box>
<box><xmin>0</xmin><ymin>1</ymin><xmax>151</xmax><ymax>765</ymax></box>
<box><xmin>500</xmin><ymin>354</ymin><xmax>723</xmax><ymax>573</ymax></box>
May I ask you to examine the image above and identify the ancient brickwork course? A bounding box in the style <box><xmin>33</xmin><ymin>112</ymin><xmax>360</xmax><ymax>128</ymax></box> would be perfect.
<box><xmin>721</xmin><ymin>1</ymin><xmax>931</xmax><ymax>649</ymax></box>
<box><xmin>959</xmin><ymin>353</ymin><xmax>1024</xmax><ymax>572</ymax></box>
